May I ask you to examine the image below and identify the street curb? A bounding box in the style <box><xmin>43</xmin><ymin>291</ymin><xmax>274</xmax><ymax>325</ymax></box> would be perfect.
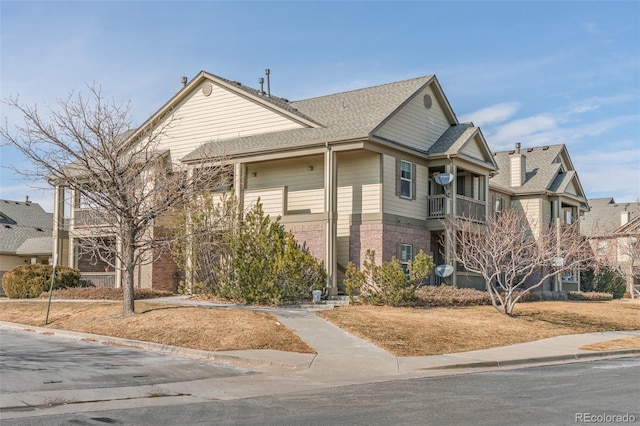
<box><xmin>3</xmin><ymin>320</ymin><xmax>639</xmax><ymax>373</ymax></box>
<box><xmin>0</xmin><ymin>321</ymin><xmax>315</xmax><ymax>370</ymax></box>
<box><xmin>418</xmin><ymin>349</ymin><xmax>640</xmax><ymax>371</ymax></box>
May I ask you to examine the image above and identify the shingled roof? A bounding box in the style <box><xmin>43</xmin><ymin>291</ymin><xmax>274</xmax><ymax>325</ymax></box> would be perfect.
<box><xmin>182</xmin><ymin>75</ymin><xmax>436</xmax><ymax>161</ymax></box>
<box><xmin>490</xmin><ymin>144</ymin><xmax>578</xmax><ymax>194</ymax></box>
<box><xmin>0</xmin><ymin>199</ymin><xmax>53</xmax><ymax>255</ymax></box>
<box><xmin>581</xmin><ymin>197</ymin><xmax>640</xmax><ymax>237</ymax></box>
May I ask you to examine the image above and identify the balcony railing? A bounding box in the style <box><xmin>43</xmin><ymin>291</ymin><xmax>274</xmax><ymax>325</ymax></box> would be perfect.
<box><xmin>73</xmin><ymin>209</ymin><xmax>114</xmax><ymax>228</ymax></box>
<box><xmin>455</xmin><ymin>195</ymin><xmax>486</xmax><ymax>222</ymax></box>
<box><xmin>426</xmin><ymin>195</ymin><xmax>486</xmax><ymax>222</ymax></box>
<box><xmin>79</xmin><ymin>272</ymin><xmax>116</xmax><ymax>288</ymax></box>
<box><xmin>426</xmin><ymin>195</ymin><xmax>447</xmax><ymax>219</ymax></box>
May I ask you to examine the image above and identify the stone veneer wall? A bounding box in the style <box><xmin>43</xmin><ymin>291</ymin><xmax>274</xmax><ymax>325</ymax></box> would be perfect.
<box><xmin>349</xmin><ymin>222</ymin><xmax>431</xmax><ymax>269</ymax></box>
<box><xmin>151</xmin><ymin>247</ymin><xmax>180</xmax><ymax>293</ymax></box>
<box><xmin>285</xmin><ymin>223</ymin><xmax>326</xmax><ymax>262</ymax></box>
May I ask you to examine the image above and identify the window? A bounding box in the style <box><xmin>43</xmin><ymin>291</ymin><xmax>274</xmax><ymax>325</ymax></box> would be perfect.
<box><xmin>400</xmin><ymin>161</ymin><xmax>412</xmax><ymax>198</ymax></box>
<box><xmin>597</xmin><ymin>240</ymin><xmax>608</xmax><ymax>255</ymax></box>
<box><xmin>564</xmin><ymin>210</ymin><xmax>572</xmax><ymax>225</ymax></box>
<box><xmin>396</xmin><ymin>159</ymin><xmax>416</xmax><ymax>200</ymax></box>
<box><xmin>399</xmin><ymin>244</ymin><xmax>413</xmax><ymax>273</ymax></box>
<box><xmin>495</xmin><ymin>197</ymin><xmax>503</xmax><ymax>215</ymax></box>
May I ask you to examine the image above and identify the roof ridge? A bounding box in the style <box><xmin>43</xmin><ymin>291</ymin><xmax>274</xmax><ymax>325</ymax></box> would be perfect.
<box><xmin>292</xmin><ymin>75</ymin><xmax>433</xmax><ymax>103</ymax></box>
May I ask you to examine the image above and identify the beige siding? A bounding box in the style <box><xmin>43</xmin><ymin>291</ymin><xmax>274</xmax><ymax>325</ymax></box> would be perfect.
<box><xmin>156</xmin><ymin>80</ymin><xmax>306</xmax><ymax>161</ymax></box>
<box><xmin>288</xmin><ymin>189</ymin><xmax>324</xmax><ymax>214</ymax></box>
<box><xmin>336</xmin><ymin>151</ymin><xmax>381</xmax><ymax>270</ymax></box>
<box><xmin>245</xmin><ymin>155</ymin><xmax>323</xmax><ymax>192</ymax></box>
<box><xmin>512</xmin><ymin>198</ymin><xmax>542</xmax><ymax>237</ymax></box>
<box><xmin>244</xmin><ymin>188</ymin><xmax>285</xmax><ymax>217</ymax></box>
<box><xmin>373</xmin><ymin>85</ymin><xmax>451</xmax><ymax>151</ymax></box>
<box><xmin>0</xmin><ymin>254</ymin><xmax>27</xmax><ymax>273</ymax></box>
<box><xmin>460</xmin><ymin>136</ymin><xmax>486</xmax><ymax>162</ymax></box>
<box><xmin>566</xmin><ymin>179</ymin><xmax>579</xmax><ymax>196</ymax></box>
<box><xmin>382</xmin><ymin>154</ymin><xmax>428</xmax><ymax>219</ymax></box>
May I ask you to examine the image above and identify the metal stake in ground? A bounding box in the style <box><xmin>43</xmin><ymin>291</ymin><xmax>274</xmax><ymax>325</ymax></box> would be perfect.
<box><xmin>45</xmin><ymin>254</ymin><xmax>58</xmax><ymax>325</ymax></box>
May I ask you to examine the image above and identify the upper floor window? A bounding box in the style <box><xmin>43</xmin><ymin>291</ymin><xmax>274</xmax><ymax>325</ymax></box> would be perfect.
<box><xmin>396</xmin><ymin>160</ymin><xmax>416</xmax><ymax>200</ymax></box>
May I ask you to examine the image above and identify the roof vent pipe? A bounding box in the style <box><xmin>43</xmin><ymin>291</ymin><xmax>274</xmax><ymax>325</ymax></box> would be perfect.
<box><xmin>258</xmin><ymin>77</ymin><xmax>265</xmax><ymax>95</ymax></box>
<box><xmin>181</xmin><ymin>76</ymin><xmax>188</xmax><ymax>87</ymax></box>
<box><xmin>265</xmin><ymin>68</ymin><xmax>271</xmax><ymax>98</ymax></box>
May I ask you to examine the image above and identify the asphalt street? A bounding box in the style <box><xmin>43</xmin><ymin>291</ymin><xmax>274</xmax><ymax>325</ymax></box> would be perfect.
<box><xmin>1</xmin><ymin>328</ymin><xmax>639</xmax><ymax>425</ymax></box>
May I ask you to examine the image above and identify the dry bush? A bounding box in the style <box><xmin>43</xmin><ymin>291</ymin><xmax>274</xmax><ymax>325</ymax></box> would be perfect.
<box><xmin>414</xmin><ymin>285</ymin><xmax>492</xmax><ymax>307</ymax></box>
<box><xmin>568</xmin><ymin>291</ymin><xmax>613</xmax><ymax>301</ymax></box>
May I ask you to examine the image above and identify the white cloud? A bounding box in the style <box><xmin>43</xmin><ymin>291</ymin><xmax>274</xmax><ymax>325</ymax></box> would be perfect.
<box><xmin>459</xmin><ymin>102</ymin><xmax>520</xmax><ymax>126</ymax></box>
<box><xmin>575</xmin><ymin>147</ymin><xmax>640</xmax><ymax>202</ymax></box>
<box><xmin>487</xmin><ymin>115</ymin><xmax>558</xmax><ymax>149</ymax></box>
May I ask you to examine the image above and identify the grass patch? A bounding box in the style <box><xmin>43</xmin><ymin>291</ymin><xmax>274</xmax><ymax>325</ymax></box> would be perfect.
<box><xmin>316</xmin><ymin>301</ymin><xmax>640</xmax><ymax>356</ymax></box>
<box><xmin>580</xmin><ymin>336</ymin><xmax>640</xmax><ymax>351</ymax></box>
<box><xmin>36</xmin><ymin>287</ymin><xmax>175</xmax><ymax>300</ymax></box>
<box><xmin>0</xmin><ymin>301</ymin><xmax>314</xmax><ymax>354</ymax></box>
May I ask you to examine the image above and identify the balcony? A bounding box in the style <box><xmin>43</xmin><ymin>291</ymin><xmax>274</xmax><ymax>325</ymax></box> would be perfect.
<box><xmin>73</xmin><ymin>208</ymin><xmax>114</xmax><ymax>228</ymax></box>
<box><xmin>426</xmin><ymin>194</ymin><xmax>486</xmax><ymax>224</ymax></box>
<box><xmin>455</xmin><ymin>195</ymin><xmax>486</xmax><ymax>222</ymax></box>
<box><xmin>79</xmin><ymin>272</ymin><xmax>116</xmax><ymax>288</ymax></box>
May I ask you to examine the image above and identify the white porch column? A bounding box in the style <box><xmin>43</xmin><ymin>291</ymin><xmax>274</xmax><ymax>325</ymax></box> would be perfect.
<box><xmin>68</xmin><ymin>188</ymin><xmax>77</xmax><ymax>268</ymax></box>
<box><xmin>324</xmin><ymin>149</ymin><xmax>338</xmax><ymax>295</ymax></box>
<box><xmin>52</xmin><ymin>185</ymin><xmax>65</xmax><ymax>266</ymax></box>
<box><xmin>234</xmin><ymin>162</ymin><xmax>244</xmax><ymax>217</ymax></box>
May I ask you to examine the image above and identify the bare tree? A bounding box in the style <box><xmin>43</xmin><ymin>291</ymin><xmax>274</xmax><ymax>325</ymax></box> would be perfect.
<box><xmin>444</xmin><ymin>208</ymin><xmax>593</xmax><ymax>315</ymax></box>
<box><xmin>609</xmin><ymin>226</ymin><xmax>640</xmax><ymax>298</ymax></box>
<box><xmin>1</xmin><ymin>84</ymin><xmax>228</xmax><ymax>315</ymax></box>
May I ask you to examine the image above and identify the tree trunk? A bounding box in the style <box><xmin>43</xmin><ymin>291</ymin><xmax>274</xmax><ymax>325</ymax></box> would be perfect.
<box><xmin>121</xmin><ymin>240</ymin><xmax>136</xmax><ymax>316</ymax></box>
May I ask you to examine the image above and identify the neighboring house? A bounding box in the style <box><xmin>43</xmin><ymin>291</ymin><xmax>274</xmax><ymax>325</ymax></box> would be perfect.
<box><xmin>581</xmin><ymin>198</ymin><xmax>640</xmax><ymax>297</ymax></box>
<box><xmin>52</xmin><ymin>71</ymin><xmax>499</xmax><ymax>294</ymax></box>
<box><xmin>0</xmin><ymin>198</ymin><xmax>60</xmax><ymax>288</ymax></box>
<box><xmin>489</xmin><ymin>143</ymin><xmax>589</xmax><ymax>292</ymax></box>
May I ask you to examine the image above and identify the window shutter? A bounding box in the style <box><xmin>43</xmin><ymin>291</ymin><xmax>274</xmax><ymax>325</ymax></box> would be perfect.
<box><xmin>395</xmin><ymin>158</ymin><xmax>401</xmax><ymax>196</ymax></box>
<box><xmin>411</xmin><ymin>163</ymin><xmax>417</xmax><ymax>200</ymax></box>
<box><xmin>396</xmin><ymin>243</ymin><xmax>402</xmax><ymax>260</ymax></box>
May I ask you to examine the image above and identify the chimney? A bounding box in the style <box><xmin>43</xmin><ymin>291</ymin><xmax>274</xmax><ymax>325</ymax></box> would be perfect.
<box><xmin>510</xmin><ymin>142</ymin><xmax>526</xmax><ymax>187</ymax></box>
<box><xmin>265</xmin><ymin>68</ymin><xmax>271</xmax><ymax>98</ymax></box>
<box><xmin>621</xmin><ymin>211</ymin><xmax>631</xmax><ymax>226</ymax></box>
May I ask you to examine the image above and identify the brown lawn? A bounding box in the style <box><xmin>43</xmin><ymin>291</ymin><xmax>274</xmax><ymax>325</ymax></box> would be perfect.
<box><xmin>580</xmin><ymin>336</ymin><xmax>640</xmax><ymax>351</ymax></box>
<box><xmin>2</xmin><ymin>295</ymin><xmax>638</xmax><ymax>357</ymax></box>
<box><xmin>0</xmin><ymin>301</ymin><xmax>314</xmax><ymax>354</ymax></box>
<box><xmin>316</xmin><ymin>301</ymin><xmax>640</xmax><ymax>356</ymax></box>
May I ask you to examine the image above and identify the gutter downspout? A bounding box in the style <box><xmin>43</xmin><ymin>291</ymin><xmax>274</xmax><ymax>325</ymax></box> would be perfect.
<box><xmin>324</xmin><ymin>141</ymin><xmax>338</xmax><ymax>296</ymax></box>
<box><xmin>446</xmin><ymin>154</ymin><xmax>457</xmax><ymax>288</ymax></box>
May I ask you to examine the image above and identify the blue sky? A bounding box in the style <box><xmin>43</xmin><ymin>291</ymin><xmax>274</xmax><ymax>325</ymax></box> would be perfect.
<box><xmin>1</xmin><ymin>1</ymin><xmax>639</xmax><ymax>212</ymax></box>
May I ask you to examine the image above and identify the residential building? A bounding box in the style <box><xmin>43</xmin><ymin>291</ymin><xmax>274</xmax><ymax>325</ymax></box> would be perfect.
<box><xmin>489</xmin><ymin>143</ymin><xmax>589</xmax><ymax>291</ymax></box>
<box><xmin>581</xmin><ymin>198</ymin><xmax>640</xmax><ymax>297</ymax></box>
<box><xmin>51</xmin><ymin>71</ymin><xmax>601</xmax><ymax>296</ymax></box>
<box><xmin>52</xmin><ymin>71</ymin><xmax>499</xmax><ymax>294</ymax></box>
<box><xmin>0</xmin><ymin>198</ymin><xmax>60</xmax><ymax>288</ymax></box>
